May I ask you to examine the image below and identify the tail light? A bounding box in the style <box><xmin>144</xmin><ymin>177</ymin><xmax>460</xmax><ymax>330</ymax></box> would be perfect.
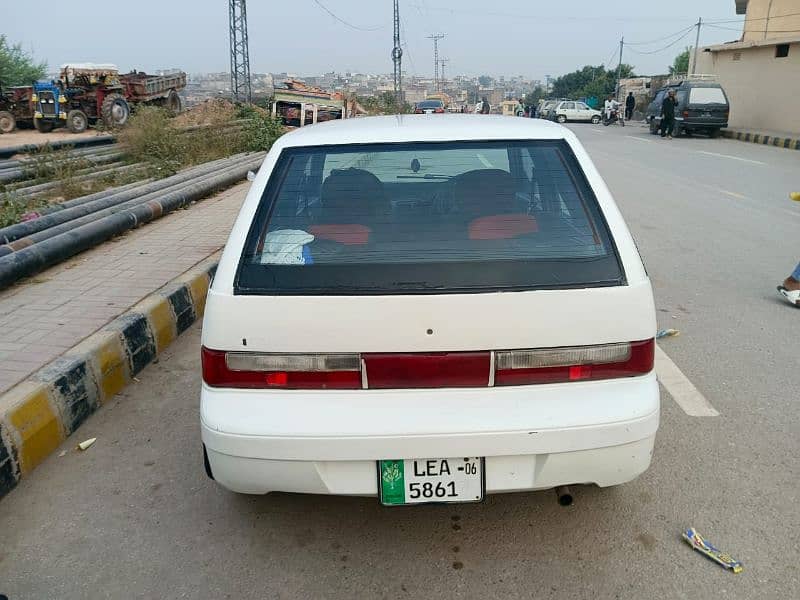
<box><xmin>434</xmin><ymin>108</ymin><xmax>445</xmax><ymax>113</ymax></box>
<box><xmin>414</xmin><ymin>109</ymin><xmax>423</xmax><ymax>114</ymax></box>
<box><xmin>682</xmin><ymin>110</ymin><xmax>689</xmax><ymax>118</ymax></box>
<box><xmin>202</xmin><ymin>340</ymin><xmax>654</xmax><ymax>390</ymax></box>
<box><xmin>494</xmin><ymin>339</ymin><xmax>654</xmax><ymax>386</ymax></box>
<box><xmin>202</xmin><ymin>347</ymin><xmax>361</xmax><ymax>389</ymax></box>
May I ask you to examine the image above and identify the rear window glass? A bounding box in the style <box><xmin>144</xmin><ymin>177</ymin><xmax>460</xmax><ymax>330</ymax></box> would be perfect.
<box><xmin>417</xmin><ymin>100</ymin><xmax>444</xmax><ymax>109</ymax></box>
<box><xmin>236</xmin><ymin>140</ymin><xmax>623</xmax><ymax>295</ymax></box>
<box><xmin>689</xmin><ymin>87</ymin><xmax>726</xmax><ymax>105</ymax></box>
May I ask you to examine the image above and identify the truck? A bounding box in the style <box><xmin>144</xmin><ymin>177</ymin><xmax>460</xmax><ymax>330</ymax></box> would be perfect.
<box><xmin>32</xmin><ymin>63</ymin><xmax>186</xmax><ymax>133</ymax></box>
<box><xmin>0</xmin><ymin>85</ymin><xmax>34</xmax><ymax>134</ymax></box>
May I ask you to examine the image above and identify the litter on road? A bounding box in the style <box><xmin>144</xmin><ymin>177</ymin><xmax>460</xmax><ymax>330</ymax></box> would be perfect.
<box><xmin>77</xmin><ymin>438</ymin><xmax>97</xmax><ymax>451</ymax></box>
<box><xmin>682</xmin><ymin>527</ymin><xmax>743</xmax><ymax>574</ymax></box>
<box><xmin>656</xmin><ymin>328</ymin><xmax>680</xmax><ymax>339</ymax></box>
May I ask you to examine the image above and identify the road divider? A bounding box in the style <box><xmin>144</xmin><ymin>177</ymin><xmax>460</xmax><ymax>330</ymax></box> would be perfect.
<box><xmin>0</xmin><ymin>255</ymin><xmax>218</xmax><ymax>500</ymax></box>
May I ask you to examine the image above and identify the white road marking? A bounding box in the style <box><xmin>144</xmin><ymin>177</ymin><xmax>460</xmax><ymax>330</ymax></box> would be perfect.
<box><xmin>696</xmin><ymin>151</ymin><xmax>766</xmax><ymax>166</ymax></box>
<box><xmin>626</xmin><ymin>136</ymin><xmax>653</xmax><ymax>143</ymax></box>
<box><xmin>719</xmin><ymin>189</ymin><xmax>748</xmax><ymax>199</ymax></box>
<box><xmin>655</xmin><ymin>345</ymin><xmax>719</xmax><ymax>417</ymax></box>
<box><xmin>476</xmin><ymin>153</ymin><xmax>494</xmax><ymax>168</ymax></box>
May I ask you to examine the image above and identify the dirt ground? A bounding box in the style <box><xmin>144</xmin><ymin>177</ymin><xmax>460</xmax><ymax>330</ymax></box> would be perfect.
<box><xmin>0</xmin><ymin>127</ymin><xmax>107</xmax><ymax>151</ymax></box>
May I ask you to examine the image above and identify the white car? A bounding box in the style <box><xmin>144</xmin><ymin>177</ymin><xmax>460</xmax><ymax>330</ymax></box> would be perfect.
<box><xmin>553</xmin><ymin>101</ymin><xmax>602</xmax><ymax>124</ymax></box>
<box><xmin>201</xmin><ymin>115</ymin><xmax>658</xmax><ymax>506</ymax></box>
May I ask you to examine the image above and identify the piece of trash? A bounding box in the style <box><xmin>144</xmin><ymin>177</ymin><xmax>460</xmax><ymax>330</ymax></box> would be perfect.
<box><xmin>682</xmin><ymin>527</ymin><xmax>743</xmax><ymax>573</ymax></box>
<box><xmin>58</xmin><ymin>450</ymin><xmax>67</xmax><ymax>458</ymax></box>
<box><xmin>656</xmin><ymin>328</ymin><xmax>680</xmax><ymax>339</ymax></box>
<box><xmin>77</xmin><ymin>438</ymin><xmax>97</xmax><ymax>451</ymax></box>
<box><xmin>246</xmin><ymin>170</ymin><xmax>257</xmax><ymax>182</ymax></box>
<box><xmin>133</xmin><ymin>377</ymin><xmax>141</xmax><ymax>383</ymax></box>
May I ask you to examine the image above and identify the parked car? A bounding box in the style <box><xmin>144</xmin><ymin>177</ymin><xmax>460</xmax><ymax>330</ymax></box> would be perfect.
<box><xmin>552</xmin><ymin>100</ymin><xmax>603</xmax><ymax>124</ymax></box>
<box><xmin>539</xmin><ymin>100</ymin><xmax>558</xmax><ymax>120</ymax></box>
<box><xmin>414</xmin><ymin>99</ymin><xmax>445</xmax><ymax>114</ymax></box>
<box><xmin>201</xmin><ymin>115</ymin><xmax>658</xmax><ymax>505</ymax></box>
<box><xmin>646</xmin><ymin>81</ymin><xmax>729</xmax><ymax>137</ymax></box>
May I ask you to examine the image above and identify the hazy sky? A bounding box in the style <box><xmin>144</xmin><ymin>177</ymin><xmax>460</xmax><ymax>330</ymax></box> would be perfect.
<box><xmin>3</xmin><ymin>1</ymin><xmax>744</xmax><ymax>79</ymax></box>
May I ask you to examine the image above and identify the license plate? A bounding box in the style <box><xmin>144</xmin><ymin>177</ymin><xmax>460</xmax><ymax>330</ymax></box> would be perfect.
<box><xmin>702</xmin><ymin>112</ymin><xmax>712</xmax><ymax>118</ymax></box>
<box><xmin>378</xmin><ymin>457</ymin><xmax>484</xmax><ymax>506</ymax></box>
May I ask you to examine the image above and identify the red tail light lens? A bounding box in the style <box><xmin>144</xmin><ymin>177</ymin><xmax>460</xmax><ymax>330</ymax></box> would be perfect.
<box><xmin>434</xmin><ymin>108</ymin><xmax>445</xmax><ymax>113</ymax></box>
<box><xmin>683</xmin><ymin>110</ymin><xmax>689</xmax><ymax>118</ymax></box>
<box><xmin>363</xmin><ymin>352</ymin><xmax>490</xmax><ymax>389</ymax></box>
<box><xmin>202</xmin><ymin>347</ymin><xmax>361</xmax><ymax>389</ymax></box>
<box><xmin>494</xmin><ymin>339</ymin><xmax>654</xmax><ymax>386</ymax></box>
<box><xmin>414</xmin><ymin>109</ymin><xmax>423</xmax><ymax>114</ymax></box>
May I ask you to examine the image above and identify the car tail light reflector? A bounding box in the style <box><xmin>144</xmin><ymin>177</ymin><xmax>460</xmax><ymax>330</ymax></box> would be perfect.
<box><xmin>202</xmin><ymin>347</ymin><xmax>361</xmax><ymax>389</ymax></box>
<box><xmin>494</xmin><ymin>339</ymin><xmax>654</xmax><ymax>386</ymax></box>
<box><xmin>434</xmin><ymin>108</ymin><xmax>445</xmax><ymax>113</ymax></box>
<box><xmin>683</xmin><ymin>110</ymin><xmax>689</xmax><ymax>118</ymax></box>
<box><xmin>362</xmin><ymin>352</ymin><xmax>490</xmax><ymax>389</ymax></box>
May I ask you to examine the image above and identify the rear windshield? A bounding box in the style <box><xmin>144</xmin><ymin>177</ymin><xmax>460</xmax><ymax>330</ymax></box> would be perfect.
<box><xmin>236</xmin><ymin>140</ymin><xmax>623</xmax><ymax>295</ymax></box>
<box><xmin>417</xmin><ymin>100</ymin><xmax>444</xmax><ymax>109</ymax></box>
<box><xmin>689</xmin><ymin>87</ymin><xmax>726</xmax><ymax>105</ymax></box>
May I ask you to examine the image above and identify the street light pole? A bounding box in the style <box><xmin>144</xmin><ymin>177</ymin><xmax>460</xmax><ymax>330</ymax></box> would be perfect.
<box><xmin>615</xmin><ymin>36</ymin><xmax>624</xmax><ymax>99</ymax></box>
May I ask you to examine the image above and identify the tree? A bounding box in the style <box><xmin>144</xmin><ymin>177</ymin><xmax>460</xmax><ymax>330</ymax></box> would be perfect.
<box><xmin>669</xmin><ymin>48</ymin><xmax>691</xmax><ymax>75</ymax></box>
<box><xmin>551</xmin><ymin>64</ymin><xmax>636</xmax><ymax>100</ymax></box>
<box><xmin>0</xmin><ymin>36</ymin><xmax>46</xmax><ymax>88</ymax></box>
<box><xmin>478</xmin><ymin>75</ymin><xmax>493</xmax><ymax>87</ymax></box>
<box><xmin>523</xmin><ymin>86</ymin><xmax>546</xmax><ymax>108</ymax></box>
<box><xmin>358</xmin><ymin>91</ymin><xmax>411</xmax><ymax>115</ymax></box>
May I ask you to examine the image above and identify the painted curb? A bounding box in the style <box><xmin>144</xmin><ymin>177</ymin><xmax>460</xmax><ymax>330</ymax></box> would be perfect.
<box><xmin>721</xmin><ymin>129</ymin><xmax>800</xmax><ymax>150</ymax></box>
<box><xmin>0</xmin><ymin>255</ymin><xmax>218</xmax><ymax>500</ymax></box>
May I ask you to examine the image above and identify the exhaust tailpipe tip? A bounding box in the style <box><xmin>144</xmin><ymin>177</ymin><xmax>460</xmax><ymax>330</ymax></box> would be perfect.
<box><xmin>555</xmin><ymin>486</ymin><xmax>573</xmax><ymax>507</ymax></box>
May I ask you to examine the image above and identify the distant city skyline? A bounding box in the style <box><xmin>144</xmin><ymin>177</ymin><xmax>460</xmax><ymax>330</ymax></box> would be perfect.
<box><xmin>5</xmin><ymin>1</ymin><xmax>744</xmax><ymax>81</ymax></box>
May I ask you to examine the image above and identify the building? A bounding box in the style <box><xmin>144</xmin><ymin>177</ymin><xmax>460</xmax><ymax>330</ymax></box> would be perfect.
<box><xmin>696</xmin><ymin>0</ymin><xmax>800</xmax><ymax>134</ymax></box>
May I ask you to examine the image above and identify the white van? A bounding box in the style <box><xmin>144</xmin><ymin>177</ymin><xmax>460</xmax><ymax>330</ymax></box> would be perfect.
<box><xmin>201</xmin><ymin>115</ymin><xmax>658</xmax><ymax>506</ymax></box>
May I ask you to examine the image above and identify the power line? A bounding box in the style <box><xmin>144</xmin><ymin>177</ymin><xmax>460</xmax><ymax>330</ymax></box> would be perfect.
<box><xmin>706</xmin><ymin>11</ymin><xmax>800</xmax><ymax>24</ymax></box>
<box><xmin>625</xmin><ymin>24</ymin><xmax>696</xmax><ymax>45</ymax></box>
<box><xmin>311</xmin><ymin>0</ymin><xmax>385</xmax><ymax>31</ymax></box>
<box><xmin>706</xmin><ymin>23</ymin><xmax>800</xmax><ymax>33</ymax></box>
<box><xmin>626</xmin><ymin>27</ymin><xmax>695</xmax><ymax>55</ymax></box>
<box><xmin>406</xmin><ymin>4</ymin><xmax>729</xmax><ymax>22</ymax></box>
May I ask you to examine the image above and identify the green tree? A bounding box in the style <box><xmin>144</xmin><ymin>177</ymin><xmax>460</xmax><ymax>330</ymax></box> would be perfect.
<box><xmin>669</xmin><ymin>47</ymin><xmax>691</xmax><ymax>75</ymax></box>
<box><xmin>358</xmin><ymin>91</ymin><xmax>411</xmax><ymax>115</ymax></box>
<box><xmin>0</xmin><ymin>35</ymin><xmax>46</xmax><ymax>87</ymax></box>
<box><xmin>478</xmin><ymin>75</ymin><xmax>493</xmax><ymax>87</ymax></box>
<box><xmin>551</xmin><ymin>64</ymin><xmax>635</xmax><ymax>100</ymax></box>
<box><xmin>523</xmin><ymin>86</ymin><xmax>546</xmax><ymax>107</ymax></box>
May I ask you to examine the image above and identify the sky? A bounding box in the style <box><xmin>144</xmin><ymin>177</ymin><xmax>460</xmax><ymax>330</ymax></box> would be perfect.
<box><xmin>3</xmin><ymin>1</ymin><xmax>745</xmax><ymax>80</ymax></box>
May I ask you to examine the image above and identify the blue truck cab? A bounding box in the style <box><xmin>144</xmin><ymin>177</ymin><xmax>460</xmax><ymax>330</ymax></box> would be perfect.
<box><xmin>31</xmin><ymin>81</ymin><xmax>68</xmax><ymax>132</ymax></box>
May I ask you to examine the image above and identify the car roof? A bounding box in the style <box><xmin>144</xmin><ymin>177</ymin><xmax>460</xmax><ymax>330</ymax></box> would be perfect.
<box><xmin>273</xmin><ymin>114</ymin><xmax>570</xmax><ymax>148</ymax></box>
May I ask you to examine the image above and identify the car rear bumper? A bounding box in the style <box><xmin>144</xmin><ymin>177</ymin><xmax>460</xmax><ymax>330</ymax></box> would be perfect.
<box><xmin>201</xmin><ymin>373</ymin><xmax>659</xmax><ymax>495</ymax></box>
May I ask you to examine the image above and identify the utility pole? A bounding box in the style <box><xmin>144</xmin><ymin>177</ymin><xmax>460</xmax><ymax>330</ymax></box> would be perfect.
<box><xmin>615</xmin><ymin>36</ymin><xmax>624</xmax><ymax>99</ymax></box>
<box><xmin>439</xmin><ymin>58</ymin><xmax>449</xmax><ymax>90</ymax></box>
<box><xmin>427</xmin><ymin>33</ymin><xmax>445</xmax><ymax>91</ymax></box>
<box><xmin>691</xmin><ymin>17</ymin><xmax>702</xmax><ymax>75</ymax></box>
<box><xmin>392</xmin><ymin>0</ymin><xmax>403</xmax><ymax>109</ymax></box>
<box><xmin>229</xmin><ymin>0</ymin><xmax>252</xmax><ymax>103</ymax></box>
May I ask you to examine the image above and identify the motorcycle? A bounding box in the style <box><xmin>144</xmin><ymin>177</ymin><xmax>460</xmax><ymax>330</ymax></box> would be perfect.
<box><xmin>602</xmin><ymin>108</ymin><xmax>625</xmax><ymax>127</ymax></box>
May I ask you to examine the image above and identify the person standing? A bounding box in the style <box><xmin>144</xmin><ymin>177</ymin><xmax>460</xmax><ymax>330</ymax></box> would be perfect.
<box><xmin>514</xmin><ymin>98</ymin><xmax>524</xmax><ymax>117</ymax></box>
<box><xmin>660</xmin><ymin>89</ymin><xmax>677</xmax><ymax>139</ymax></box>
<box><xmin>481</xmin><ymin>96</ymin><xmax>491</xmax><ymax>114</ymax></box>
<box><xmin>625</xmin><ymin>92</ymin><xmax>635</xmax><ymax>121</ymax></box>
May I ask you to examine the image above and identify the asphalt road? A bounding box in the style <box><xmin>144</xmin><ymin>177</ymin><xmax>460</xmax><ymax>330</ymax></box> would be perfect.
<box><xmin>1</xmin><ymin>123</ymin><xmax>798</xmax><ymax>599</ymax></box>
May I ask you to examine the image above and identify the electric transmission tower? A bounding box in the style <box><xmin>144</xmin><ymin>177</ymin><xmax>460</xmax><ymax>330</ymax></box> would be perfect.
<box><xmin>229</xmin><ymin>0</ymin><xmax>252</xmax><ymax>103</ymax></box>
<box><xmin>427</xmin><ymin>33</ymin><xmax>445</xmax><ymax>91</ymax></box>
<box><xmin>392</xmin><ymin>0</ymin><xmax>403</xmax><ymax>108</ymax></box>
<box><xmin>439</xmin><ymin>58</ymin><xmax>449</xmax><ymax>90</ymax></box>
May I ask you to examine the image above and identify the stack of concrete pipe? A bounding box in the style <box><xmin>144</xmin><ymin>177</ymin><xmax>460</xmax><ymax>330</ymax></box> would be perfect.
<box><xmin>0</xmin><ymin>151</ymin><xmax>265</xmax><ymax>289</ymax></box>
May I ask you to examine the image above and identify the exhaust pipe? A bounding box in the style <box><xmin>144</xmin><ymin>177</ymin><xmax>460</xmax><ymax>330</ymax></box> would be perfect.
<box><xmin>555</xmin><ymin>486</ymin><xmax>573</xmax><ymax>506</ymax></box>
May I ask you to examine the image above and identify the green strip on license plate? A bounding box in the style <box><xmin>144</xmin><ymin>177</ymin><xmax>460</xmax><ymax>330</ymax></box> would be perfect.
<box><xmin>380</xmin><ymin>460</ymin><xmax>406</xmax><ymax>505</ymax></box>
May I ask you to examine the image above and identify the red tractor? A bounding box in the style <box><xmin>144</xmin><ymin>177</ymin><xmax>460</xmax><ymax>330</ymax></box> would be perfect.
<box><xmin>32</xmin><ymin>64</ymin><xmax>186</xmax><ymax>133</ymax></box>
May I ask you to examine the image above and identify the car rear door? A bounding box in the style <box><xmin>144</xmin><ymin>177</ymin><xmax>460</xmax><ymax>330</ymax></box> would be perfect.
<box><xmin>685</xmin><ymin>86</ymin><xmax>728</xmax><ymax>126</ymax></box>
<box><xmin>575</xmin><ymin>102</ymin><xmax>592</xmax><ymax>121</ymax></box>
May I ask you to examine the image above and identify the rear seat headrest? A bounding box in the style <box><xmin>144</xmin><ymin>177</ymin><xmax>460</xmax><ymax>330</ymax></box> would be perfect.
<box><xmin>454</xmin><ymin>169</ymin><xmax>517</xmax><ymax>216</ymax></box>
<box><xmin>320</xmin><ymin>168</ymin><xmax>388</xmax><ymax>222</ymax></box>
